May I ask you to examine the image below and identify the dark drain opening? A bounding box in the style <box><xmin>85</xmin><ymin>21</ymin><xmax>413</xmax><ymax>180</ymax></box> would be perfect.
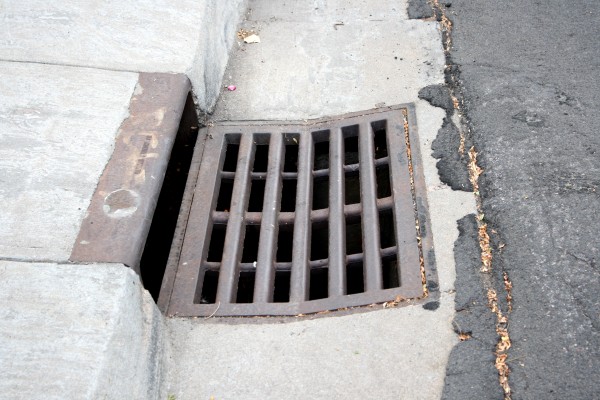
<box><xmin>236</xmin><ymin>271</ymin><xmax>255</xmax><ymax>303</ymax></box>
<box><xmin>310</xmin><ymin>268</ymin><xmax>328</xmax><ymax>300</ymax></box>
<box><xmin>344</xmin><ymin>132</ymin><xmax>359</xmax><ymax>165</ymax></box>
<box><xmin>222</xmin><ymin>142</ymin><xmax>240</xmax><ymax>172</ymax></box>
<box><xmin>241</xmin><ymin>224</ymin><xmax>260</xmax><ymax>263</ymax></box>
<box><xmin>313</xmin><ymin>176</ymin><xmax>329</xmax><ymax>210</ymax></box>
<box><xmin>310</xmin><ymin>221</ymin><xmax>329</xmax><ymax>261</ymax></box>
<box><xmin>283</xmin><ymin>138</ymin><xmax>299</xmax><ymax>172</ymax></box>
<box><xmin>345</xmin><ymin>215</ymin><xmax>365</xmax><ymax>293</ymax></box>
<box><xmin>309</xmin><ymin>221</ymin><xmax>329</xmax><ymax>300</ymax></box>
<box><xmin>347</xmin><ymin>261</ymin><xmax>365</xmax><ymax>295</ymax></box>
<box><xmin>281</xmin><ymin>180</ymin><xmax>297</xmax><ymax>212</ymax></box>
<box><xmin>216</xmin><ymin>179</ymin><xmax>234</xmax><ymax>211</ymax></box>
<box><xmin>237</xmin><ymin>224</ymin><xmax>260</xmax><ymax>303</ymax></box>
<box><xmin>379</xmin><ymin>209</ymin><xmax>396</xmax><ymax>248</ymax></box>
<box><xmin>372</xmin><ymin>120</ymin><xmax>388</xmax><ymax>159</ymax></box>
<box><xmin>207</xmin><ymin>223</ymin><xmax>227</xmax><ymax>262</ymax></box>
<box><xmin>346</xmin><ymin>215</ymin><xmax>364</xmax><ymax>255</ymax></box>
<box><xmin>273</xmin><ymin>271</ymin><xmax>291</xmax><ymax>302</ymax></box>
<box><xmin>248</xmin><ymin>180</ymin><xmax>266</xmax><ymax>212</ymax></box>
<box><xmin>274</xmin><ymin>226</ymin><xmax>292</xmax><ymax>299</ymax></box>
<box><xmin>253</xmin><ymin>144</ymin><xmax>269</xmax><ymax>172</ymax></box>
<box><xmin>345</xmin><ymin>171</ymin><xmax>361</xmax><ymax>205</ymax></box>
<box><xmin>343</xmin><ymin>126</ymin><xmax>361</xmax><ymax>205</ymax></box>
<box><xmin>199</xmin><ymin>270</ymin><xmax>219</xmax><ymax>304</ymax></box>
<box><xmin>382</xmin><ymin>257</ymin><xmax>400</xmax><ymax>289</ymax></box>
<box><xmin>314</xmin><ymin>135</ymin><xmax>330</xmax><ymax>170</ymax></box>
<box><xmin>376</xmin><ymin>164</ymin><xmax>392</xmax><ymax>198</ymax></box>
<box><xmin>139</xmin><ymin>93</ymin><xmax>199</xmax><ymax>301</ymax></box>
<box><xmin>379</xmin><ymin>209</ymin><xmax>400</xmax><ymax>288</ymax></box>
<box><xmin>276</xmin><ymin>225</ymin><xmax>294</xmax><ymax>262</ymax></box>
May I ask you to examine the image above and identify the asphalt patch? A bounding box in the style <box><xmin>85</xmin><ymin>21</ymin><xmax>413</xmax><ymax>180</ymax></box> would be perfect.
<box><xmin>418</xmin><ymin>85</ymin><xmax>471</xmax><ymax>191</ymax></box>
<box><xmin>423</xmin><ymin>301</ymin><xmax>440</xmax><ymax>311</ymax></box>
<box><xmin>419</xmin><ymin>85</ymin><xmax>454</xmax><ymax>115</ymax></box>
<box><xmin>431</xmin><ymin>118</ymin><xmax>471</xmax><ymax>191</ymax></box>
<box><xmin>442</xmin><ymin>214</ymin><xmax>502</xmax><ymax>400</ymax></box>
<box><xmin>407</xmin><ymin>0</ymin><xmax>434</xmax><ymax>19</ymax></box>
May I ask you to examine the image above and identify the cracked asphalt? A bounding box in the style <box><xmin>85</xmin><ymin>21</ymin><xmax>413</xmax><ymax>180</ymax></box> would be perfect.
<box><xmin>425</xmin><ymin>0</ymin><xmax>600</xmax><ymax>398</ymax></box>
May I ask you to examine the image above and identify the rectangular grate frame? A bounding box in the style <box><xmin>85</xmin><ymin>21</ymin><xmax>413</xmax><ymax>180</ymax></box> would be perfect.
<box><xmin>158</xmin><ymin>105</ymin><xmax>436</xmax><ymax>317</ymax></box>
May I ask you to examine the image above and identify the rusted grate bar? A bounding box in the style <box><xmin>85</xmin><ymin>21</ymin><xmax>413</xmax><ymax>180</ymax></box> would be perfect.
<box><xmin>159</xmin><ymin>105</ymin><xmax>436</xmax><ymax>317</ymax></box>
<box><xmin>216</xmin><ymin>135</ymin><xmax>255</xmax><ymax>303</ymax></box>
<box><xmin>290</xmin><ymin>131</ymin><xmax>313</xmax><ymax>303</ymax></box>
<box><xmin>359</xmin><ymin>122</ymin><xmax>384</xmax><ymax>291</ymax></box>
<box><xmin>254</xmin><ymin>133</ymin><xmax>284</xmax><ymax>303</ymax></box>
<box><xmin>329</xmin><ymin>127</ymin><xmax>346</xmax><ymax>297</ymax></box>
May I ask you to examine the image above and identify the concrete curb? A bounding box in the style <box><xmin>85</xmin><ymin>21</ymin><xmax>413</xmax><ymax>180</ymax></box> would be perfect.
<box><xmin>0</xmin><ymin>262</ymin><xmax>166</xmax><ymax>400</ymax></box>
<box><xmin>0</xmin><ymin>1</ymin><xmax>248</xmax><ymax>112</ymax></box>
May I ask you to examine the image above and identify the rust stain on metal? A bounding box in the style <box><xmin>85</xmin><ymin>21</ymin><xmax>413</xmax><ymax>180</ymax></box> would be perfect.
<box><xmin>70</xmin><ymin>73</ymin><xmax>191</xmax><ymax>274</ymax></box>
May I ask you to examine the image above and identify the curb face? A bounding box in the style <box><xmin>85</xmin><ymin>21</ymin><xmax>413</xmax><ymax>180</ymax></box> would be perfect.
<box><xmin>70</xmin><ymin>73</ymin><xmax>191</xmax><ymax>274</ymax></box>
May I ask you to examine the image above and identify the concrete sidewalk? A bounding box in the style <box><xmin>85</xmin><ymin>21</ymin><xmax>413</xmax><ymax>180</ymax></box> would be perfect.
<box><xmin>0</xmin><ymin>1</ymin><xmax>475</xmax><ymax>399</ymax></box>
<box><xmin>0</xmin><ymin>2</ymin><xmax>246</xmax><ymax>399</ymax></box>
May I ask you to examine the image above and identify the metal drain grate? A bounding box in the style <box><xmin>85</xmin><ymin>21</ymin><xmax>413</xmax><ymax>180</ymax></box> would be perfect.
<box><xmin>158</xmin><ymin>105</ymin><xmax>435</xmax><ymax>316</ymax></box>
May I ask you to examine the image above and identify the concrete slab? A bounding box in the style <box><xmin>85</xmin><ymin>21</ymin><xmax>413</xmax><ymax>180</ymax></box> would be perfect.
<box><xmin>166</xmin><ymin>0</ymin><xmax>476</xmax><ymax>398</ymax></box>
<box><xmin>166</xmin><ymin>295</ymin><xmax>456</xmax><ymax>400</ymax></box>
<box><xmin>0</xmin><ymin>261</ymin><xmax>165</xmax><ymax>400</ymax></box>
<box><xmin>0</xmin><ymin>1</ymin><xmax>247</xmax><ymax>111</ymax></box>
<box><xmin>214</xmin><ymin>4</ymin><xmax>442</xmax><ymax>120</ymax></box>
<box><xmin>0</xmin><ymin>62</ymin><xmax>137</xmax><ymax>261</ymax></box>
<box><xmin>249</xmin><ymin>0</ymin><xmax>408</xmax><ymax>22</ymax></box>
<box><xmin>0</xmin><ymin>0</ymin><xmax>199</xmax><ymax>72</ymax></box>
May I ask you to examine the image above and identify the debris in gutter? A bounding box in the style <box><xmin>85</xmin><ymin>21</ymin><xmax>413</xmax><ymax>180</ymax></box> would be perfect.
<box><xmin>243</xmin><ymin>34</ymin><xmax>261</xmax><ymax>43</ymax></box>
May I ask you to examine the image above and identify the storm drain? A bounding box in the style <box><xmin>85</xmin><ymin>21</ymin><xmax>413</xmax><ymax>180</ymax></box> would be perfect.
<box><xmin>158</xmin><ymin>105</ymin><xmax>434</xmax><ymax>317</ymax></box>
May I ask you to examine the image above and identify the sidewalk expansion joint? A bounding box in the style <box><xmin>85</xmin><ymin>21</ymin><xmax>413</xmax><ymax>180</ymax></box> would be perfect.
<box><xmin>0</xmin><ymin>58</ymin><xmax>143</xmax><ymax>76</ymax></box>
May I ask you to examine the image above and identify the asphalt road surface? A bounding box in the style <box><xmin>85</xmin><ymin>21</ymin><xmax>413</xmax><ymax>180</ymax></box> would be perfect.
<box><xmin>432</xmin><ymin>1</ymin><xmax>600</xmax><ymax>399</ymax></box>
